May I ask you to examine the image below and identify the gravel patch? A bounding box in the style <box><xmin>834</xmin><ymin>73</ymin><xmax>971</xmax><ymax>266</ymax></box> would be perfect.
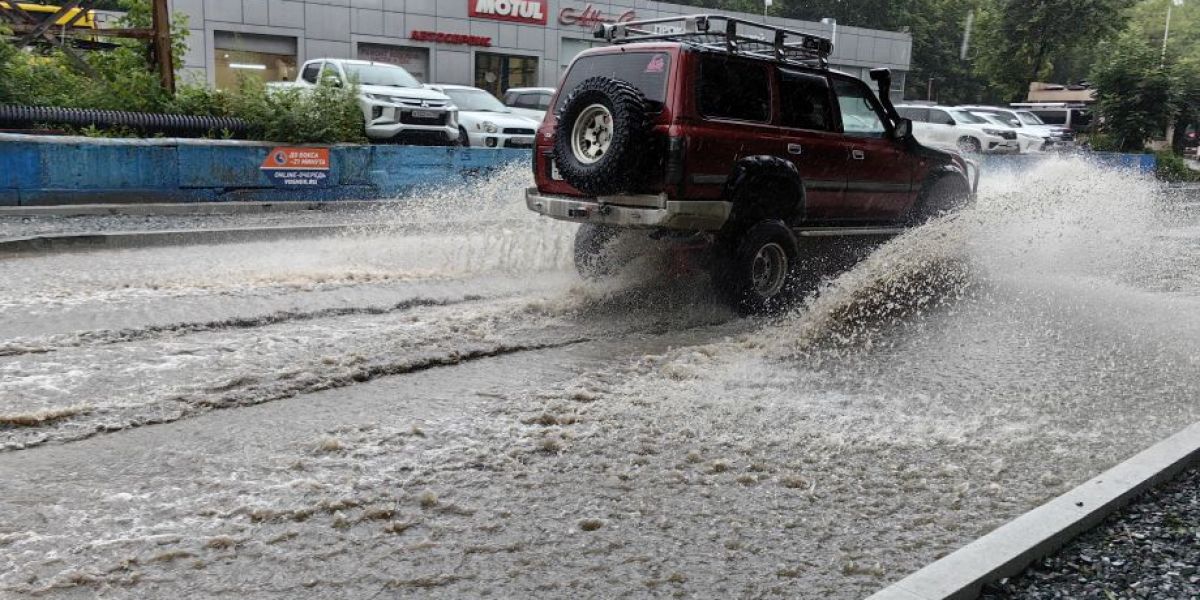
<box><xmin>983</xmin><ymin>463</ymin><xmax>1200</xmax><ymax>599</ymax></box>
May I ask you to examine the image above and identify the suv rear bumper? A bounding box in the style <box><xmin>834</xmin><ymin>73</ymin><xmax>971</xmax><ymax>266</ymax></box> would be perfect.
<box><xmin>525</xmin><ymin>188</ymin><xmax>731</xmax><ymax>231</ymax></box>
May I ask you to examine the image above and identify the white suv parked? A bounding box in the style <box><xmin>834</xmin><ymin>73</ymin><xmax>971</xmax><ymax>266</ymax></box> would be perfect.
<box><xmin>281</xmin><ymin>59</ymin><xmax>459</xmax><ymax>145</ymax></box>
<box><xmin>896</xmin><ymin>104</ymin><xmax>1020</xmax><ymax>154</ymax></box>
<box><xmin>959</xmin><ymin>105</ymin><xmax>1074</xmax><ymax>150</ymax></box>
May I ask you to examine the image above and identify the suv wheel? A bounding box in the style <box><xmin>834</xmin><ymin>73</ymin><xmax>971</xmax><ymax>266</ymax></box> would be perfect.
<box><xmin>714</xmin><ymin>221</ymin><xmax>800</xmax><ymax>315</ymax></box>
<box><xmin>552</xmin><ymin>77</ymin><xmax>650</xmax><ymax>196</ymax></box>
<box><xmin>573</xmin><ymin>223</ymin><xmax>626</xmax><ymax>279</ymax></box>
<box><xmin>957</xmin><ymin>136</ymin><xmax>982</xmax><ymax>155</ymax></box>
<box><xmin>908</xmin><ymin>176</ymin><xmax>971</xmax><ymax>225</ymax></box>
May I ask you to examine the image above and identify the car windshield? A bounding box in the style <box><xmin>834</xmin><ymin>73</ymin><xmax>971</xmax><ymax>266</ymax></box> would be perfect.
<box><xmin>444</xmin><ymin>89</ymin><xmax>509</xmax><ymax>113</ymax></box>
<box><xmin>978</xmin><ymin>110</ymin><xmax>1021</xmax><ymax>127</ymax></box>
<box><xmin>973</xmin><ymin>113</ymin><xmax>1012</xmax><ymax>128</ymax></box>
<box><xmin>949</xmin><ymin>109</ymin><xmax>988</xmax><ymax>124</ymax></box>
<box><xmin>1017</xmin><ymin>111</ymin><xmax>1046</xmax><ymax>125</ymax></box>
<box><xmin>343</xmin><ymin>63</ymin><xmax>420</xmax><ymax>88</ymax></box>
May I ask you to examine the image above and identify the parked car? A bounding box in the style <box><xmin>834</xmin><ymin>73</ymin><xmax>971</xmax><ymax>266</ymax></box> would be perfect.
<box><xmin>1010</xmin><ymin>102</ymin><xmax>1093</xmax><ymax>133</ymax></box>
<box><xmin>970</xmin><ymin>111</ymin><xmax>1047</xmax><ymax>154</ymax></box>
<box><xmin>895</xmin><ymin>104</ymin><xmax>1019</xmax><ymax>154</ymax></box>
<box><xmin>959</xmin><ymin>105</ymin><xmax>1072</xmax><ymax>150</ymax></box>
<box><xmin>279</xmin><ymin>59</ymin><xmax>459</xmax><ymax>145</ymax></box>
<box><xmin>503</xmin><ymin>87</ymin><xmax>556</xmax><ymax>121</ymax></box>
<box><xmin>526</xmin><ymin>15</ymin><xmax>978</xmax><ymax>314</ymax></box>
<box><xmin>426</xmin><ymin>84</ymin><xmax>539</xmax><ymax>148</ymax></box>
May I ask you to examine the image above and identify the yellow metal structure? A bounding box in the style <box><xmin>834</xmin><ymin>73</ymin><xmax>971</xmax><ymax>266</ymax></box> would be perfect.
<box><xmin>0</xmin><ymin>2</ymin><xmax>97</xmax><ymax>28</ymax></box>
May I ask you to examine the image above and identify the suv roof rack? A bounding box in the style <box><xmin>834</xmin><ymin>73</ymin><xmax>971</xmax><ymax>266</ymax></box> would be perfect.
<box><xmin>594</xmin><ymin>14</ymin><xmax>833</xmax><ymax>68</ymax></box>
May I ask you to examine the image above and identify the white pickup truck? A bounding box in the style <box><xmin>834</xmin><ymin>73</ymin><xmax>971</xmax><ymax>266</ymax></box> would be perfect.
<box><xmin>280</xmin><ymin>58</ymin><xmax>459</xmax><ymax>145</ymax></box>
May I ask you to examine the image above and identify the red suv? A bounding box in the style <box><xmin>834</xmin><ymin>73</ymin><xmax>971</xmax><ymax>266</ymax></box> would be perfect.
<box><xmin>526</xmin><ymin>15</ymin><xmax>977</xmax><ymax>313</ymax></box>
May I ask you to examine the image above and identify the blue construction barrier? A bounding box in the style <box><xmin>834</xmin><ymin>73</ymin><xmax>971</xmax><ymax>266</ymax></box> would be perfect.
<box><xmin>0</xmin><ymin>133</ymin><xmax>530</xmax><ymax>206</ymax></box>
<box><xmin>0</xmin><ymin>133</ymin><xmax>1160</xmax><ymax>206</ymax></box>
<box><xmin>980</xmin><ymin>151</ymin><xmax>1157</xmax><ymax>175</ymax></box>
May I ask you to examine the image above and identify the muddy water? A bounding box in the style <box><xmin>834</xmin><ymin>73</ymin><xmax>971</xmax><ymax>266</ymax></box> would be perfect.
<box><xmin>0</xmin><ymin>159</ymin><xmax>1197</xmax><ymax>598</ymax></box>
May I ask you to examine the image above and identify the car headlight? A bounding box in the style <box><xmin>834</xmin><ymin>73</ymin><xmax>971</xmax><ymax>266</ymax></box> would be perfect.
<box><xmin>983</xmin><ymin>128</ymin><xmax>1005</xmax><ymax>136</ymax></box>
<box><xmin>366</xmin><ymin>94</ymin><xmax>395</xmax><ymax>103</ymax></box>
<box><xmin>481</xmin><ymin>121</ymin><xmax>498</xmax><ymax>134</ymax></box>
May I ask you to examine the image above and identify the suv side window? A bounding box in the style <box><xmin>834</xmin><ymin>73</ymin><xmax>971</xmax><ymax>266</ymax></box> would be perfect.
<box><xmin>779</xmin><ymin>69</ymin><xmax>832</xmax><ymax>131</ymax></box>
<box><xmin>697</xmin><ymin>56</ymin><xmax>769</xmax><ymax>122</ymax></box>
<box><xmin>301</xmin><ymin>62</ymin><xmax>321</xmax><ymax>84</ymax></box>
<box><xmin>320</xmin><ymin>62</ymin><xmax>343</xmax><ymax>85</ymax></box>
<box><xmin>928</xmin><ymin>109</ymin><xmax>955</xmax><ymax>126</ymax></box>
<box><xmin>832</xmin><ymin>78</ymin><xmax>887</xmax><ymax>138</ymax></box>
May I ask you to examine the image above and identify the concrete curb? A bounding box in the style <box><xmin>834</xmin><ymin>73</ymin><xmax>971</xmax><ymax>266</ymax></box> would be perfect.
<box><xmin>867</xmin><ymin>422</ymin><xmax>1200</xmax><ymax>600</ymax></box>
<box><xmin>0</xmin><ymin>201</ymin><xmax>387</xmax><ymax>217</ymax></box>
<box><xmin>0</xmin><ymin>224</ymin><xmax>358</xmax><ymax>256</ymax></box>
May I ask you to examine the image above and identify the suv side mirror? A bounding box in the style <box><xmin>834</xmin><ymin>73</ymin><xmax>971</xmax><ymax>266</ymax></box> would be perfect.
<box><xmin>893</xmin><ymin>118</ymin><xmax>912</xmax><ymax>140</ymax></box>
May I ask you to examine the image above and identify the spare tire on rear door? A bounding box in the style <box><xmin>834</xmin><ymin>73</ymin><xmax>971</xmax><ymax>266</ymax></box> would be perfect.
<box><xmin>552</xmin><ymin>76</ymin><xmax>651</xmax><ymax>196</ymax></box>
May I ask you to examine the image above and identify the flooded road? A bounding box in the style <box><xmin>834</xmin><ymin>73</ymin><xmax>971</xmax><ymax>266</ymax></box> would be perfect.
<box><xmin>1</xmin><ymin>160</ymin><xmax>1198</xmax><ymax>598</ymax></box>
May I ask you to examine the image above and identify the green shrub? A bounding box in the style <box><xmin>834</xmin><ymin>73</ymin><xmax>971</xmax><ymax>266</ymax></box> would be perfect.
<box><xmin>169</xmin><ymin>75</ymin><xmax>365</xmax><ymax>144</ymax></box>
<box><xmin>0</xmin><ymin>0</ymin><xmax>364</xmax><ymax>144</ymax></box>
<box><xmin>1154</xmin><ymin>151</ymin><xmax>1200</xmax><ymax>182</ymax></box>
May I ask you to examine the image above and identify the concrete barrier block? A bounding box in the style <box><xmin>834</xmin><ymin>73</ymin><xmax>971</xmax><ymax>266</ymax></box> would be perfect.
<box><xmin>334</xmin><ymin>145</ymin><xmax>374</xmax><ymax>186</ymax></box>
<box><xmin>0</xmin><ymin>142</ymin><xmax>40</xmax><ymax>190</ymax></box>
<box><xmin>177</xmin><ymin>145</ymin><xmax>272</xmax><ymax>189</ymax></box>
<box><xmin>40</xmin><ymin>141</ymin><xmax>180</xmax><ymax>190</ymax></box>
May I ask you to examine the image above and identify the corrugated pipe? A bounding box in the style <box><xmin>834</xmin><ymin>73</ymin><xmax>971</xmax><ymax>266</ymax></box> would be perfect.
<box><xmin>0</xmin><ymin>105</ymin><xmax>251</xmax><ymax>137</ymax></box>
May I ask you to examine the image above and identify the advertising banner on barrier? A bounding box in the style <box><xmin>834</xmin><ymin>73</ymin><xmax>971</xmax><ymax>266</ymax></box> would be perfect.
<box><xmin>260</xmin><ymin>147</ymin><xmax>330</xmax><ymax>187</ymax></box>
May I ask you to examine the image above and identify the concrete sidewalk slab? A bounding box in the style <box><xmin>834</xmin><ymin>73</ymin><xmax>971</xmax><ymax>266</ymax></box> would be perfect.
<box><xmin>0</xmin><ymin>224</ymin><xmax>357</xmax><ymax>256</ymax></box>
<box><xmin>0</xmin><ymin>200</ymin><xmax>386</xmax><ymax>217</ymax></box>
<box><xmin>867</xmin><ymin>421</ymin><xmax>1200</xmax><ymax>600</ymax></box>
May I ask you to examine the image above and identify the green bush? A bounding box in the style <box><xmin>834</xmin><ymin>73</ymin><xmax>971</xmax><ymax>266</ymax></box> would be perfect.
<box><xmin>167</xmin><ymin>76</ymin><xmax>366</xmax><ymax>144</ymax></box>
<box><xmin>1154</xmin><ymin>151</ymin><xmax>1200</xmax><ymax>182</ymax></box>
<box><xmin>0</xmin><ymin>1</ymin><xmax>365</xmax><ymax>144</ymax></box>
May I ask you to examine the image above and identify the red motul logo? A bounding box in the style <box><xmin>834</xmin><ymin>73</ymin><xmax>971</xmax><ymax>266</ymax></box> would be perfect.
<box><xmin>470</xmin><ymin>0</ymin><xmax>547</xmax><ymax>25</ymax></box>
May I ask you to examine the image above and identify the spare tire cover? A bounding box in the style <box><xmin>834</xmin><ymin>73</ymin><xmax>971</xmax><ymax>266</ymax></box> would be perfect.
<box><xmin>551</xmin><ymin>76</ymin><xmax>651</xmax><ymax>196</ymax></box>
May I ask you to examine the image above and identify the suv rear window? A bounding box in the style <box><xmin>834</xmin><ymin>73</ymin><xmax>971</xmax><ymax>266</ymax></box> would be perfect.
<box><xmin>555</xmin><ymin>52</ymin><xmax>670</xmax><ymax>112</ymax></box>
<box><xmin>698</xmin><ymin>56</ymin><xmax>769</xmax><ymax>122</ymax></box>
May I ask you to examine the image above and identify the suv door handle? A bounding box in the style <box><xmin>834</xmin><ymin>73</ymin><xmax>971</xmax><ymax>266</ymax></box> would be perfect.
<box><xmin>851</xmin><ymin>149</ymin><xmax>865</xmax><ymax>160</ymax></box>
<box><xmin>787</xmin><ymin>143</ymin><xmax>803</xmax><ymax>155</ymax></box>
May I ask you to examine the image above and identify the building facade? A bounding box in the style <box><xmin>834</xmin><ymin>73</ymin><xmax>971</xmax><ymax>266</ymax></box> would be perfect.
<box><xmin>171</xmin><ymin>0</ymin><xmax>911</xmax><ymax>98</ymax></box>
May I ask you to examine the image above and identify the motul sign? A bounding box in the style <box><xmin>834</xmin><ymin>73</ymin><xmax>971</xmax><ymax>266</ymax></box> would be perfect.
<box><xmin>469</xmin><ymin>0</ymin><xmax>548</xmax><ymax>25</ymax></box>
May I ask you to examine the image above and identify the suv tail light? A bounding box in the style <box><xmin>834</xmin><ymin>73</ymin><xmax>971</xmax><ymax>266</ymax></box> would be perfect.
<box><xmin>665</xmin><ymin>136</ymin><xmax>686</xmax><ymax>185</ymax></box>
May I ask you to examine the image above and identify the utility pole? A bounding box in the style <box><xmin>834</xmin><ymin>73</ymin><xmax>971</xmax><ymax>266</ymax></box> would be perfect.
<box><xmin>960</xmin><ymin>10</ymin><xmax>974</xmax><ymax>60</ymax></box>
<box><xmin>151</xmin><ymin>0</ymin><xmax>175</xmax><ymax>94</ymax></box>
<box><xmin>1162</xmin><ymin>0</ymin><xmax>1183</xmax><ymax>67</ymax></box>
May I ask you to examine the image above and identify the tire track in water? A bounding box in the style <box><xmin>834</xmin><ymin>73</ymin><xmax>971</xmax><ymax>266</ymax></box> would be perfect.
<box><xmin>0</xmin><ymin>336</ymin><xmax>592</xmax><ymax>452</ymax></box>
<box><xmin>0</xmin><ymin>294</ymin><xmax>497</xmax><ymax>357</ymax></box>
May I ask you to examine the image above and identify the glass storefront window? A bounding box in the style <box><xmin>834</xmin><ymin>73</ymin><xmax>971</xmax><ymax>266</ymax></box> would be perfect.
<box><xmin>474</xmin><ymin>52</ymin><xmax>539</xmax><ymax>98</ymax></box>
<box><xmin>214</xmin><ymin>32</ymin><xmax>297</xmax><ymax>90</ymax></box>
<box><xmin>215</xmin><ymin>49</ymin><xmax>297</xmax><ymax>89</ymax></box>
<box><xmin>358</xmin><ymin>43</ymin><xmax>430</xmax><ymax>82</ymax></box>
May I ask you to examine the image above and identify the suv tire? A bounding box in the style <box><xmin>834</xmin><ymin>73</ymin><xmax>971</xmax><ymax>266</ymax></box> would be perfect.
<box><xmin>714</xmin><ymin>220</ymin><xmax>800</xmax><ymax>315</ymax></box>
<box><xmin>956</xmin><ymin>137</ymin><xmax>982</xmax><ymax>154</ymax></box>
<box><xmin>552</xmin><ymin>77</ymin><xmax>650</xmax><ymax>196</ymax></box>
<box><xmin>908</xmin><ymin>176</ymin><xmax>971</xmax><ymax>225</ymax></box>
<box><xmin>574</xmin><ymin>223</ymin><xmax>623</xmax><ymax>279</ymax></box>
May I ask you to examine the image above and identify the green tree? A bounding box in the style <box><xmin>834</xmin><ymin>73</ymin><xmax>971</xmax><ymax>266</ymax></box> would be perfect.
<box><xmin>1090</xmin><ymin>31</ymin><xmax>1177</xmax><ymax>151</ymax></box>
<box><xmin>971</xmin><ymin>0</ymin><xmax>1136</xmax><ymax>102</ymax></box>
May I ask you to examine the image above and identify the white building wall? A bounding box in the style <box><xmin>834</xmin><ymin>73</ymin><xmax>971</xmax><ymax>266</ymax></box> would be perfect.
<box><xmin>171</xmin><ymin>0</ymin><xmax>912</xmax><ymax>89</ymax></box>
